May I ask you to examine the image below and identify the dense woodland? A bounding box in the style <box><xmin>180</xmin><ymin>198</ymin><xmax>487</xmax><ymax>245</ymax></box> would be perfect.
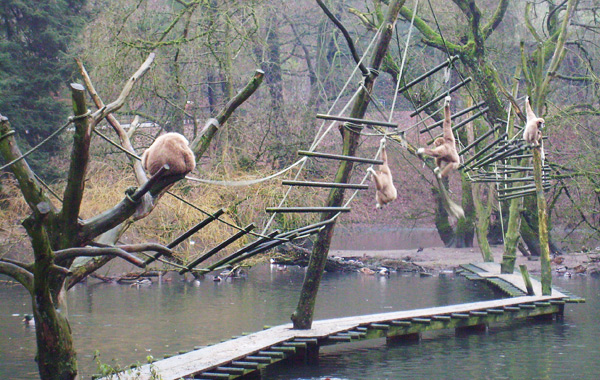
<box><xmin>0</xmin><ymin>1</ymin><xmax>599</xmax><ymax>378</ymax></box>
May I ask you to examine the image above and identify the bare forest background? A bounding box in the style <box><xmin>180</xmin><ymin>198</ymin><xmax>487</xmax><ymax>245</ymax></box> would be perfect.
<box><xmin>1</xmin><ymin>0</ymin><xmax>599</xmax><ymax>267</ymax></box>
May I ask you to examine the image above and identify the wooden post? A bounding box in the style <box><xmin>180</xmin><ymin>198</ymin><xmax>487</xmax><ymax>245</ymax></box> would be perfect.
<box><xmin>532</xmin><ymin>145</ymin><xmax>552</xmax><ymax>295</ymax></box>
<box><xmin>519</xmin><ymin>264</ymin><xmax>535</xmax><ymax>295</ymax></box>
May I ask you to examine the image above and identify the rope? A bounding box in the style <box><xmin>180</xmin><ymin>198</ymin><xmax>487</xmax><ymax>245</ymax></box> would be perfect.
<box><xmin>185</xmin><ymin>158</ymin><xmax>307</xmax><ymax>186</ymax></box>
<box><xmin>262</xmin><ymin>24</ymin><xmax>385</xmax><ymax>234</ymax></box>
<box><xmin>0</xmin><ymin>110</ymin><xmax>91</xmax><ymax>172</ymax></box>
<box><xmin>388</xmin><ymin>0</ymin><xmax>419</xmax><ymax>124</ymax></box>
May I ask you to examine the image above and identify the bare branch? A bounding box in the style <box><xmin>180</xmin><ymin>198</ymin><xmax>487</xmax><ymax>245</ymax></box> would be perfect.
<box><xmin>55</xmin><ymin>247</ymin><xmax>146</xmax><ymax>268</ymax></box>
<box><xmin>92</xmin><ymin>53</ymin><xmax>155</xmax><ymax>123</ymax></box>
<box><xmin>315</xmin><ymin>0</ymin><xmax>369</xmax><ymax>76</ymax></box>
<box><xmin>60</xmin><ymin>84</ymin><xmax>91</xmax><ymax>233</ymax></box>
<box><xmin>0</xmin><ymin>115</ymin><xmax>57</xmax><ymax>214</ymax></box>
<box><xmin>0</xmin><ymin>260</ymin><xmax>34</xmax><ymax>293</ymax></box>
<box><xmin>76</xmin><ymin>58</ymin><xmax>148</xmax><ymax>186</ymax></box>
<box><xmin>190</xmin><ymin>69</ymin><xmax>265</xmax><ymax>158</ymax></box>
<box><xmin>482</xmin><ymin>0</ymin><xmax>509</xmax><ymax>39</ymax></box>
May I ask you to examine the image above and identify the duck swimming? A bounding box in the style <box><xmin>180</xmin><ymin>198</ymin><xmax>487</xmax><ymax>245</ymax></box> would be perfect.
<box><xmin>23</xmin><ymin>314</ymin><xmax>35</xmax><ymax>326</ymax></box>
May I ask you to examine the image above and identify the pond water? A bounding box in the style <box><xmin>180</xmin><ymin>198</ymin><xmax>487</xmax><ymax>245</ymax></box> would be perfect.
<box><xmin>0</xmin><ymin>265</ymin><xmax>598</xmax><ymax>380</ymax></box>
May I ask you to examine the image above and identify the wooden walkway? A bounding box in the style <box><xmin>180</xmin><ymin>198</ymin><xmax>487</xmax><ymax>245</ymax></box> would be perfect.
<box><xmin>101</xmin><ymin>263</ymin><xmax>583</xmax><ymax>380</ymax></box>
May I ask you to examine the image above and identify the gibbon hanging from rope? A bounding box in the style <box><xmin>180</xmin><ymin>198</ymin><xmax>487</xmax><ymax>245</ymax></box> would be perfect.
<box><xmin>366</xmin><ymin>137</ymin><xmax>397</xmax><ymax>209</ymax></box>
<box><xmin>417</xmin><ymin>96</ymin><xmax>460</xmax><ymax>178</ymax></box>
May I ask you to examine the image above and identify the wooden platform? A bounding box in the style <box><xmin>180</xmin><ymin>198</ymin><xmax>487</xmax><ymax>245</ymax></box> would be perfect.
<box><xmin>100</xmin><ymin>263</ymin><xmax>583</xmax><ymax>380</ymax></box>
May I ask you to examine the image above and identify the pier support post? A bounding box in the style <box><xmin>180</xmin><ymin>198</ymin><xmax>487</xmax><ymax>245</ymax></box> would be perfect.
<box><xmin>387</xmin><ymin>333</ymin><xmax>421</xmax><ymax>344</ymax></box>
<box><xmin>532</xmin><ymin>146</ymin><xmax>552</xmax><ymax>295</ymax></box>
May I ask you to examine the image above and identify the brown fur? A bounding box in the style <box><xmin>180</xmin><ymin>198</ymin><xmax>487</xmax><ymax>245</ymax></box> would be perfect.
<box><xmin>141</xmin><ymin>132</ymin><xmax>196</xmax><ymax>176</ymax></box>
<box><xmin>367</xmin><ymin>143</ymin><xmax>397</xmax><ymax>209</ymax></box>
<box><xmin>524</xmin><ymin>96</ymin><xmax>544</xmax><ymax>145</ymax></box>
<box><xmin>417</xmin><ymin>96</ymin><xmax>460</xmax><ymax>178</ymax></box>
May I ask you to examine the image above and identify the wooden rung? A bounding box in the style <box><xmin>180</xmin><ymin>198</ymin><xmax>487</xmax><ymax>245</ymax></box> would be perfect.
<box><xmin>245</xmin><ymin>356</ymin><xmax>273</xmax><ymax>363</ymax></box>
<box><xmin>370</xmin><ymin>323</ymin><xmax>390</xmax><ymax>330</ymax></box>
<box><xmin>420</xmin><ymin>101</ymin><xmax>486</xmax><ymax>134</ymax></box>
<box><xmin>145</xmin><ymin>208</ymin><xmax>225</xmax><ymax>265</ymax></box>
<box><xmin>550</xmin><ymin>300</ymin><xmax>566</xmax><ymax>305</ymax></box>
<box><xmin>459</xmin><ymin>133</ymin><xmax>508</xmax><ymax>170</ymax></box>
<box><xmin>202</xmin><ymin>231</ymin><xmax>280</xmax><ymax>272</ymax></box>
<box><xmin>534</xmin><ymin>301</ymin><xmax>551</xmax><ymax>306</ymax></box>
<box><xmin>315</xmin><ymin>114</ymin><xmax>398</xmax><ymax>128</ymax></box>
<box><xmin>297</xmin><ymin>150</ymin><xmax>383</xmax><ymax>165</ymax></box>
<box><xmin>410</xmin><ymin>77</ymin><xmax>472</xmax><ymax>117</ymax></box>
<box><xmin>216</xmin><ymin>367</ymin><xmax>246</xmax><ymax>374</ymax></box>
<box><xmin>487</xmin><ymin>309</ymin><xmax>505</xmax><ymax>314</ymax></box>
<box><xmin>397</xmin><ymin>55</ymin><xmax>459</xmax><ymax>94</ymax></box>
<box><xmin>259</xmin><ymin>350</ymin><xmax>286</xmax><ymax>357</ymax></box>
<box><xmin>432</xmin><ymin>315</ymin><xmax>452</xmax><ymax>321</ymax></box>
<box><xmin>294</xmin><ymin>338</ymin><xmax>319</xmax><ymax>344</ymax></box>
<box><xmin>519</xmin><ymin>304</ymin><xmax>536</xmax><ymax>309</ymax></box>
<box><xmin>470</xmin><ymin>311</ymin><xmax>488</xmax><ymax>316</ymax></box>
<box><xmin>201</xmin><ymin>373</ymin><xmax>231</xmax><ymax>379</ymax></box>
<box><xmin>412</xmin><ymin>318</ymin><xmax>431</xmax><ymax>324</ymax></box>
<box><xmin>458</xmin><ymin>126</ymin><xmax>499</xmax><ymax>155</ymax></box>
<box><xmin>391</xmin><ymin>320</ymin><xmax>412</xmax><ymax>326</ymax></box>
<box><xmin>224</xmin><ymin>233</ymin><xmax>298</xmax><ymax>267</ymax></box>
<box><xmin>266</xmin><ymin>207</ymin><xmax>351</xmax><ymax>213</ymax></box>
<box><xmin>270</xmin><ymin>346</ymin><xmax>296</xmax><ymax>352</ymax></box>
<box><xmin>179</xmin><ymin>223</ymin><xmax>256</xmax><ymax>274</ymax></box>
<box><xmin>283</xmin><ymin>341</ymin><xmax>307</xmax><ymax>348</ymax></box>
<box><xmin>504</xmin><ymin>306</ymin><xmax>520</xmax><ymax>311</ymax></box>
<box><xmin>231</xmin><ymin>361</ymin><xmax>260</xmax><ymax>368</ymax></box>
<box><xmin>282</xmin><ymin>180</ymin><xmax>369</xmax><ymax>190</ymax></box>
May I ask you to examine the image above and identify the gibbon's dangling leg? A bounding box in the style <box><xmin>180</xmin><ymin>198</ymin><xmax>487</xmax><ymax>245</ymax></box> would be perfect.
<box><xmin>141</xmin><ymin>132</ymin><xmax>196</xmax><ymax>177</ymax></box>
<box><xmin>417</xmin><ymin>96</ymin><xmax>460</xmax><ymax>178</ymax></box>
<box><xmin>366</xmin><ymin>137</ymin><xmax>397</xmax><ymax>209</ymax></box>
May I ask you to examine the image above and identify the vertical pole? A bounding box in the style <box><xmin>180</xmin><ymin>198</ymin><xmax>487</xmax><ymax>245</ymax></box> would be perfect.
<box><xmin>519</xmin><ymin>264</ymin><xmax>535</xmax><ymax>296</ymax></box>
<box><xmin>532</xmin><ymin>146</ymin><xmax>551</xmax><ymax>295</ymax></box>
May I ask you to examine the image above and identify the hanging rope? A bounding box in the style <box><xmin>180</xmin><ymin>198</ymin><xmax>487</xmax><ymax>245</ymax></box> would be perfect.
<box><xmin>262</xmin><ymin>23</ymin><xmax>386</xmax><ymax>234</ymax></box>
<box><xmin>0</xmin><ymin>110</ymin><xmax>91</xmax><ymax>172</ymax></box>
<box><xmin>185</xmin><ymin>158</ymin><xmax>307</xmax><ymax>187</ymax></box>
<box><xmin>388</xmin><ymin>0</ymin><xmax>419</xmax><ymax>124</ymax></box>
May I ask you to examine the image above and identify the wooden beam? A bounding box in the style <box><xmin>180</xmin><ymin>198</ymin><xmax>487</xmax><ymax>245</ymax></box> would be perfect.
<box><xmin>297</xmin><ymin>150</ymin><xmax>383</xmax><ymax>165</ymax></box>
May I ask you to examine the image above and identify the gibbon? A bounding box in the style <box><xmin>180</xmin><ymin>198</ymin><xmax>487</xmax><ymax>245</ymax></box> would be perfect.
<box><xmin>417</xmin><ymin>96</ymin><xmax>459</xmax><ymax>178</ymax></box>
<box><xmin>524</xmin><ymin>96</ymin><xmax>544</xmax><ymax>146</ymax></box>
<box><xmin>141</xmin><ymin>132</ymin><xmax>196</xmax><ymax>176</ymax></box>
<box><xmin>366</xmin><ymin>139</ymin><xmax>398</xmax><ymax>209</ymax></box>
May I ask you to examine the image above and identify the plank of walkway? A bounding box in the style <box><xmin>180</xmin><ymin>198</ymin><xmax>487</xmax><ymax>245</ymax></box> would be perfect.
<box><xmin>111</xmin><ymin>292</ymin><xmax>563</xmax><ymax>380</ymax></box>
<box><xmin>468</xmin><ymin>262</ymin><xmax>565</xmax><ymax>297</ymax></box>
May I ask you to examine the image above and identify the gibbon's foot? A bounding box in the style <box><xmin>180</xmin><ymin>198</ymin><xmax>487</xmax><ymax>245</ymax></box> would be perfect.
<box><xmin>434</xmin><ymin>167</ymin><xmax>442</xmax><ymax>179</ymax></box>
<box><xmin>417</xmin><ymin>147</ymin><xmax>424</xmax><ymax>155</ymax></box>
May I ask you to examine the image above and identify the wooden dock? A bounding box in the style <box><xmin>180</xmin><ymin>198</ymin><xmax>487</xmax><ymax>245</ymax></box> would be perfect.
<box><xmin>101</xmin><ymin>263</ymin><xmax>583</xmax><ymax>380</ymax></box>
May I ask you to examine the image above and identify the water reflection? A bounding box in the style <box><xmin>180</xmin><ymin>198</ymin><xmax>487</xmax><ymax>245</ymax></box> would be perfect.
<box><xmin>1</xmin><ymin>265</ymin><xmax>597</xmax><ymax>380</ymax></box>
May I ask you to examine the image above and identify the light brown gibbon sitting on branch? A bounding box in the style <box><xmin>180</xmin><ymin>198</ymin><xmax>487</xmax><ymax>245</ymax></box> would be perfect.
<box><xmin>417</xmin><ymin>96</ymin><xmax>460</xmax><ymax>178</ymax></box>
<box><xmin>142</xmin><ymin>132</ymin><xmax>196</xmax><ymax>177</ymax></box>
<box><xmin>366</xmin><ymin>138</ymin><xmax>398</xmax><ymax>209</ymax></box>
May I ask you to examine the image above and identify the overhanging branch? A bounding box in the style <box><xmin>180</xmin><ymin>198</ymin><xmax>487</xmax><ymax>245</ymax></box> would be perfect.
<box><xmin>0</xmin><ymin>260</ymin><xmax>34</xmax><ymax>293</ymax></box>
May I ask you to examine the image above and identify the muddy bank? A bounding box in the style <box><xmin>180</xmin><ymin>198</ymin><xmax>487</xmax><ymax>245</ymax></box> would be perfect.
<box><xmin>328</xmin><ymin>246</ymin><xmax>600</xmax><ymax>276</ymax></box>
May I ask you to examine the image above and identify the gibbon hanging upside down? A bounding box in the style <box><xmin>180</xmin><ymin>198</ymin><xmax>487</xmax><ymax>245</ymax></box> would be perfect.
<box><xmin>141</xmin><ymin>132</ymin><xmax>196</xmax><ymax>177</ymax></box>
<box><xmin>417</xmin><ymin>96</ymin><xmax>459</xmax><ymax>178</ymax></box>
<box><xmin>367</xmin><ymin>138</ymin><xmax>398</xmax><ymax>209</ymax></box>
